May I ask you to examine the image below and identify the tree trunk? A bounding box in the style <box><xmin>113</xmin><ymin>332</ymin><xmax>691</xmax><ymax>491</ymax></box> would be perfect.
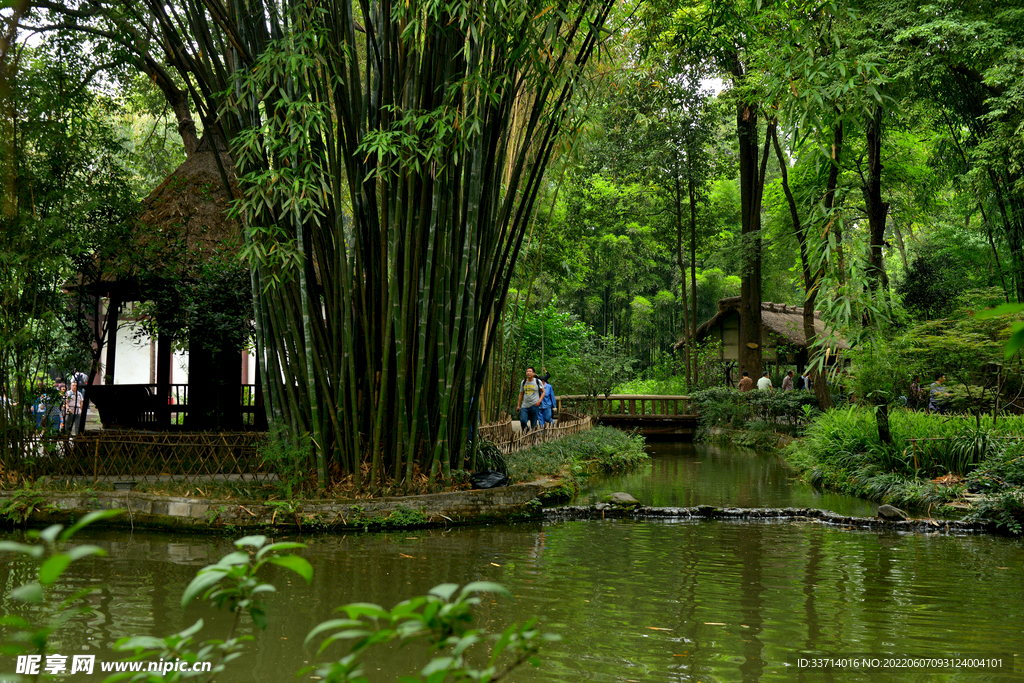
<box><xmin>675</xmin><ymin>170</ymin><xmax>692</xmax><ymax>387</ymax></box>
<box><xmin>827</xmin><ymin>123</ymin><xmax>845</xmax><ymax>287</ymax></box>
<box><xmin>772</xmin><ymin>123</ymin><xmax>839</xmax><ymax>411</ymax></box>
<box><xmin>875</xmin><ymin>401</ymin><xmax>892</xmax><ymax>445</ymax></box>
<box><xmin>863</xmin><ymin>105</ymin><xmax>890</xmax><ymax>302</ymax></box>
<box><xmin>892</xmin><ymin>218</ymin><xmax>908</xmax><ymax>271</ymax></box>
<box><xmin>689</xmin><ymin>174</ymin><xmax>699</xmax><ymax>386</ymax></box>
<box><xmin>990</xmin><ymin>170</ymin><xmax>1024</xmax><ymax>303</ymax></box>
<box><xmin>737</xmin><ymin>104</ymin><xmax>771</xmax><ymax>377</ymax></box>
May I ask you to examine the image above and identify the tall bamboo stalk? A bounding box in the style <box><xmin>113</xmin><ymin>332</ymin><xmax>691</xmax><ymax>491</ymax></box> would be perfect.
<box><xmin>119</xmin><ymin>0</ymin><xmax>616</xmax><ymax>488</ymax></box>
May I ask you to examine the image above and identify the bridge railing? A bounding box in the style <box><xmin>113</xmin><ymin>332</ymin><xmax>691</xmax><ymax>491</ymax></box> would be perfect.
<box><xmin>558</xmin><ymin>394</ymin><xmax>695</xmax><ymax>418</ymax></box>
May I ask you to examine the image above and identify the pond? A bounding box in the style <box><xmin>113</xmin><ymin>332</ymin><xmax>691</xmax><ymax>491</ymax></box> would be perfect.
<box><xmin>2</xmin><ymin>442</ymin><xmax>1023</xmax><ymax>682</ymax></box>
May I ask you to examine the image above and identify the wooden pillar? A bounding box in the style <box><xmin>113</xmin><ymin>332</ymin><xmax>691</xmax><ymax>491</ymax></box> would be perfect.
<box><xmin>254</xmin><ymin>359</ymin><xmax>267</xmax><ymax>430</ymax></box>
<box><xmin>103</xmin><ymin>297</ymin><xmax>121</xmax><ymax>384</ymax></box>
<box><xmin>157</xmin><ymin>334</ymin><xmax>172</xmax><ymax>427</ymax></box>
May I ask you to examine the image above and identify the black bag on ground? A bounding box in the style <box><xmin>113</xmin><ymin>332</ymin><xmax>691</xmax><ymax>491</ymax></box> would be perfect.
<box><xmin>470</xmin><ymin>470</ymin><xmax>509</xmax><ymax>489</ymax></box>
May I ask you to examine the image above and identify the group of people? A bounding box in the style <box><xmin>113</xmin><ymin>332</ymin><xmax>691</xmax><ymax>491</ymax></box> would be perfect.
<box><xmin>31</xmin><ymin>372</ymin><xmax>87</xmax><ymax>435</ymax></box>
<box><xmin>737</xmin><ymin>369</ymin><xmax>813</xmax><ymax>392</ymax></box>
<box><xmin>909</xmin><ymin>373</ymin><xmax>950</xmax><ymax>413</ymax></box>
<box><xmin>516</xmin><ymin>366</ymin><xmax>557</xmax><ymax>433</ymax></box>
<box><xmin>737</xmin><ymin>368</ymin><xmax>954</xmax><ymax>413</ymax></box>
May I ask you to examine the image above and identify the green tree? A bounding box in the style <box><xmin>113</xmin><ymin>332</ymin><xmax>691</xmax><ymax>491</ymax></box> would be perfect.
<box><xmin>637</xmin><ymin>0</ymin><xmax>785</xmax><ymax>376</ymax></box>
<box><xmin>1</xmin><ymin>32</ymin><xmax>140</xmax><ymax>455</ymax></box>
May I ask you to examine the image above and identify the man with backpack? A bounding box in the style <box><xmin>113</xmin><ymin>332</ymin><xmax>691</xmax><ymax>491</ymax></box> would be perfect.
<box><xmin>516</xmin><ymin>366</ymin><xmax>545</xmax><ymax>433</ymax></box>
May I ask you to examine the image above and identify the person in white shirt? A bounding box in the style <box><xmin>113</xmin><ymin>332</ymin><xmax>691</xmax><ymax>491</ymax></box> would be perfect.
<box><xmin>756</xmin><ymin>371</ymin><xmax>773</xmax><ymax>391</ymax></box>
<box><xmin>516</xmin><ymin>366</ymin><xmax>545</xmax><ymax>433</ymax></box>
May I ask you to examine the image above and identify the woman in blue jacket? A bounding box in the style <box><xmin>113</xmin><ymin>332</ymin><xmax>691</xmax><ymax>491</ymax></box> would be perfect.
<box><xmin>538</xmin><ymin>380</ymin><xmax>557</xmax><ymax>428</ymax></box>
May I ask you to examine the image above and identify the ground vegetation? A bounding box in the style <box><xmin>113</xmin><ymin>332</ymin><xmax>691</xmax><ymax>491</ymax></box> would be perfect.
<box><xmin>504</xmin><ymin>426</ymin><xmax>649</xmax><ymax>489</ymax></box>
<box><xmin>786</xmin><ymin>407</ymin><xmax>1024</xmax><ymax>532</ymax></box>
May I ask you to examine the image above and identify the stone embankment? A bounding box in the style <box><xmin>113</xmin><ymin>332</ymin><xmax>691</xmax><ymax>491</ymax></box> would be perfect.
<box><xmin>1</xmin><ymin>488</ymin><xmax>1003</xmax><ymax>534</ymax></box>
<box><xmin>0</xmin><ymin>480</ymin><xmax>565</xmax><ymax>532</ymax></box>
<box><xmin>546</xmin><ymin>504</ymin><xmax>999</xmax><ymax>534</ymax></box>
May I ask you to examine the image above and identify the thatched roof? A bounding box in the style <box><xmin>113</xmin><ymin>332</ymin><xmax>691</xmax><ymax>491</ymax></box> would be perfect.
<box><xmin>135</xmin><ymin>135</ymin><xmax>242</xmax><ymax>274</ymax></box>
<box><xmin>676</xmin><ymin>296</ymin><xmax>849</xmax><ymax>350</ymax></box>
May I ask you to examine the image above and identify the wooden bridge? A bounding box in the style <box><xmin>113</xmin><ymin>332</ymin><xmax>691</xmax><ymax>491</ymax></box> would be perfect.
<box><xmin>558</xmin><ymin>395</ymin><xmax>698</xmax><ymax>440</ymax></box>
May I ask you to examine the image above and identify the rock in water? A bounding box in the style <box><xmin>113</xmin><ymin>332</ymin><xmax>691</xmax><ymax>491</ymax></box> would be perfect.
<box><xmin>601</xmin><ymin>492</ymin><xmax>640</xmax><ymax>508</ymax></box>
<box><xmin>877</xmin><ymin>504</ymin><xmax>908</xmax><ymax>521</ymax></box>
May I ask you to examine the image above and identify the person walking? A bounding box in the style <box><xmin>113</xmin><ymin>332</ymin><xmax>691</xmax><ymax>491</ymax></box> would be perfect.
<box><xmin>929</xmin><ymin>373</ymin><xmax>950</xmax><ymax>414</ymax></box>
<box><xmin>31</xmin><ymin>381</ymin><xmax>47</xmax><ymax>430</ymax></box>
<box><xmin>781</xmin><ymin>370</ymin><xmax>795</xmax><ymax>391</ymax></box>
<box><xmin>41</xmin><ymin>383</ymin><xmax>62</xmax><ymax>434</ymax></box>
<box><xmin>800</xmin><ymin>371</ymin><xmax>813</xmax><ymax>391</ymax></box>
<box><xmin>538</xmin><ymin>377</ymin><xmax>557</xmax><ymax>428</ymax></box>
<box><xmin>517</xmin><ymin>366</ymin><xmax>545</xmax><ymax>433</ymax></box>
<box><xmin>737</xmin><ymin>371</ymin><xmax>754</xmax><ymax>392</ymax></box>
<box><xmin>64</xmin><ymin>381</ymin><xmax>84</xmax><ymax>435</ymax></box>
<box><xmin>756</xmin><ymin>371</ymin><xmax>774</xmax><ymax>391</ymax></box>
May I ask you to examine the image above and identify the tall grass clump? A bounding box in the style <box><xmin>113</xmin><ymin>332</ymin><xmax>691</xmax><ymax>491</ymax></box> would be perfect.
<box><xmin>795</xmin><ymin>407</ymin><xmax>1024</xmax><ymax>478</ymax></box>
<box><xmin>787</xmin><ymin>407</ymin><xmax>1024</xmax><ymax>524</ymax></box>
<box><xmin>505</xmin><ymin>427</ymin><xmax>648</xmax><ymax>483</ymax></box>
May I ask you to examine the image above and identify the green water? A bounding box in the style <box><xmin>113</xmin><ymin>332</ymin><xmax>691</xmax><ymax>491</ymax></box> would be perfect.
<box><xmin>580</xmin><ymin>441</ymin><xmax>880</xmax><ymax>515</ymax></box>
<box><xmin>2</xmin><ymin>443</ymin><xmax>1023</xmax><ymax>682</ymax></box>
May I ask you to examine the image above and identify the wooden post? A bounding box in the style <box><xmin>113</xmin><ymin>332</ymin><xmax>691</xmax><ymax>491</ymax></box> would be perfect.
<box><xmin>157</xmin><ymin>334</ymin><xmax>172</xmax><ymax>428</ymax></box>
<box><xmin>104</xmin><ymin>297</ymin><xmax>121</xmax><ymax>383</ymax></box>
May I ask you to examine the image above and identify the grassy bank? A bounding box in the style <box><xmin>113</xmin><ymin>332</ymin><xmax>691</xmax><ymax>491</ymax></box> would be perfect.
<box><xmin>785</xmin><ymin>406</ymin><xmax>1024</xmax><ymax>532</ymax></box>
<box><xmin>503</xmin><ymin>426</ymin><xmax>649</xmax><ymax>502</ymax></box>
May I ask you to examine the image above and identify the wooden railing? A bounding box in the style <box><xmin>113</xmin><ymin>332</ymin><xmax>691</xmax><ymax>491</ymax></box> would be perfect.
<box><xmin>477</xmin><ymin>410</ymin><xmax>592</xmax><ymax>455</ymax></box>
<box><xmin>86</xmin><ymin>384</ymin><xmax>266</xmax><ymax>430</ymax></box>
<box><xmin>558</xmin><ymin>394</ymin><xmax>695</xmax><ymax>418</ymax></box>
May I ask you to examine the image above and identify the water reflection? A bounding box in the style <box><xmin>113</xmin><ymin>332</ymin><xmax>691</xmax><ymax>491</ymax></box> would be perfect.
<box><xmin>1</xmin><ymin>443</ymin><xmax>1022</xmax><ymax>683</ymax></box>
<box><xmin>582</xmin><ymin>441</ymin><xmax>879</xmax><ymax>517</ymax></box>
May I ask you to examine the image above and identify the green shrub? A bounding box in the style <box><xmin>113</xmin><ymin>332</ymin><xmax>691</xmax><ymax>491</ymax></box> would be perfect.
<box><xmin>614</xmin><ymin>375</ymin><xmax>690</xmax><ymax>395</ymax></box>
<box><xmin>690</xmin><ymin>386</ymin><xmax>749</xmax><ymax>428</ymax></box>
<box><xmin>966</xmin><ymin>491</ymin><xmax>1024</xmax><ymax>534</ymax></box>
<box><xmin>505</xmin><ymin>427</ymin><xmax>648</xmax><ymax>482</ymax></box>
<box><xmin>792</xmin><ymin>407</ymin><xmax>1024</xmax><ymax>477</ymax></box>
<box><xmin>690</xmin><ymin>386</ymin><xmax>819</xmax><ymax>432</ymax></box>
<box><xmin>258</xmin><ymin>425</ymin><xmax>315</xmax><ymax>498</ymax></box>
<box><xmin>474</xmin><ymin>439</ymin><xmax>508</xmax><ymax>473</ymax></box>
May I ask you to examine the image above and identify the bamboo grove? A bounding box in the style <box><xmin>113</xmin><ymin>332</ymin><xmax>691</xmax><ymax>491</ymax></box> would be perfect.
<box><xmin>79</xmin><ymin>0</ymin><xmax>617</xmax><ymax>487</ymax></box>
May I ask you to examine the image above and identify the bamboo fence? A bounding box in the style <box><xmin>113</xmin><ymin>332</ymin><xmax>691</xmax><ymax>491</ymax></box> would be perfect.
<box><xmin>4</xmin><ymin>431</ymin><xmax>271</xmax><ymax>487</ymax></box>
<box><xmin>477</xmin><ymin>410</ymin><xmax>593</xmax><ymax>455</ymax></box>
<box><xmin>1</xmin><ymin>409</ymin><xmax>595</xmax><ymax>489</ymax></box>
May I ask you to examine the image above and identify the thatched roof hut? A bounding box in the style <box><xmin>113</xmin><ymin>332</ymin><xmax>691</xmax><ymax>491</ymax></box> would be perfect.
<box><xmin>75</xmin><ymin>136</ymin><xmax>258</xmax><ymax>431</ymax></box>
<box><xmin>675</xmin><ymin>296</ymin><xmax>848</xmax><ymax>365</ymax></box>
<box><xmin>135</xmin><ymin>135</ymin><xmax>242</xmax><ymax>276</ymax></box>
<box><xmin>70</xmin><ymin>135</ymin><xmax>242</xmax><ymax>298</ymax></box>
